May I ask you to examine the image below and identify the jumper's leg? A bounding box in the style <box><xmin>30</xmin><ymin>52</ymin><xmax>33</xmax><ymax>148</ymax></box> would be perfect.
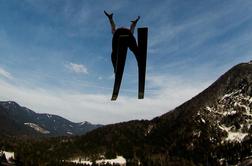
<box><xmin>111</xmin><ymin>35</ymin><xmax>129</xmax><ymax>100</ymax></box>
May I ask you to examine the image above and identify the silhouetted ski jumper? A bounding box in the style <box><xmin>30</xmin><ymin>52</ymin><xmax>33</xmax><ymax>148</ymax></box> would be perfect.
<box><xmin>104</xmin><ymin>11</ymin><xmax>140</xmax><ymax>73</ymax></box>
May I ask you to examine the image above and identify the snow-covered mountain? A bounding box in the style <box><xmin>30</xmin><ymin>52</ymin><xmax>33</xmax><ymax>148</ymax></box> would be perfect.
<box><xmin>0</xmin><ymin>101</ymin><xmax>102</xmax><ymax>137</ymax></box>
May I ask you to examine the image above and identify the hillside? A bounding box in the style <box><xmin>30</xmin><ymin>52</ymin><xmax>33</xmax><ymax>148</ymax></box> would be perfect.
<box><xmin>69</xmin><ymin>62</ymin><xmax>252</xmax><ymax>165</ymax></box>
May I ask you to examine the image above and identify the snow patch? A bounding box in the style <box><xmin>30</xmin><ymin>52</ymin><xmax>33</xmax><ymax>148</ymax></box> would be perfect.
<box><xmin>67</xmin><ymin>132</ymin><xmax>73</xmax><ymax>135</ymax></box>
<box><xmin>24</xmin><ymin>123</ymin><xmax>50</xmax><ymax>134</ymax></box>
<box><xmin>46</xmin><ymin>114</ymin><xmax>52</xmax><ymax>118</ymax></box>
<box><xmin>68</xmin><ymin>159</ymin><xmax>92</xmax><ymax>165</ymax></box>
<box><xmin>223</xmin><ymin>110</ymin><xmax>237</xmax><ymax>116</ymax></box>
<box><xmin>145</xmin><ymin>124</ymin><xmax>153</xmax><ymax>136</ymax></box>
<box><xmin>205</xmin><ymin>106</ymin><xmax>212</xmax><ymax>112</ymax></box>
<box><xmin>193</xmin><ymin>131</ymin><xmax>201</xmax><ymax>137</ymax></box>
<box><xmin>96</xmin><ymin>156</ymin><xmax>126</xmax><ymax>165</ymax></box>
<box><xmin>67</xmin><ymin>156</ymin><xmax>126</xmax><ymax>165</ymax></box>
<box><xmin>221</xmin><ymin>92</ymin><xmax>235</xmax><ymax>100</ymax></box>
<box><xmin>0</xmin><ymin>151</ymin><xmax>14</xmax><ymax>161</ymax></box>
<box><xmin>225</xmin><ymin>131</ymin><xmax>248</xmax><ymax>142</ymax></box>
<box><xmin>79</xmin><ymin>121</ymin><xmax>89</xmax><ymax>125</ymax></box>
<box><xmin>219</xmin><ymin>125</ymin><xmax>248</xmax><ymax>142</ymax></box>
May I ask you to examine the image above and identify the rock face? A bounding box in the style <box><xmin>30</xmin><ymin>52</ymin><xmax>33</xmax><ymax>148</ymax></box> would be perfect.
<box><xmin>148</xmin><ymin>62</ymin><xmax>252</xmax><ymax>164</ymax></box>
<box><xmin>0</xmin><ymin>101</ymin><xmax>102</xmax><ymax>137</ymax></box>
<box><xmin>195</xmin><ymin>63</ymin><xmax>252</xmax><ymax>142</ymax></box>
<box><xmin>204</xmin><ymin>83</ymin><xmax>251</xmax><ymax>143</ymax></box>
<box><xmin>201</xmin><ymin>63</ymin><xmax>252</xmax><ymax>143</ymax></box>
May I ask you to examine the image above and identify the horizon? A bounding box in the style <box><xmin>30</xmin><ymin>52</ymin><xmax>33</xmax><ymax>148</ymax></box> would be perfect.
<box><xmin>0</xmin><ymin>0</ymin><xmax>251</xmax><ymax>124</ymax></box>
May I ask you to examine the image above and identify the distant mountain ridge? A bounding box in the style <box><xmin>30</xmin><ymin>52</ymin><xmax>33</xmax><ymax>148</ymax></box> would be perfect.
<box><xmin>0</xmin><ymin>101</ymin><xmax>102</xmax><ymax>137</ymax></box>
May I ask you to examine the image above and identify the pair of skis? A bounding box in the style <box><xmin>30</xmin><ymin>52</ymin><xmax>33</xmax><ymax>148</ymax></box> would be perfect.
<box><xmin>111</xmin><ymin>27</ymin><xmax>148</xmax><ymax>101</ymax></box>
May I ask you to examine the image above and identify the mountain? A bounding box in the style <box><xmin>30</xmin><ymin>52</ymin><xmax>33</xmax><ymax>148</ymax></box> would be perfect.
<box><xmin>0</xmin><ymin>101</ymin><xmax>102</xmax><ymax>137</ymax></box>
<box><xmin>145</xmin><ymin>62</ymin><xmax>252</xmax><ymax>164</ymax></box>
<box><xmin>61</xmin><ymin>62</ymin><xmax>252</xmax><ymax>165</ymax></box>
<box><xmin>3</xmin><ymin>62</ymin><xmax>252</xmax><ymax>165</ymax></box>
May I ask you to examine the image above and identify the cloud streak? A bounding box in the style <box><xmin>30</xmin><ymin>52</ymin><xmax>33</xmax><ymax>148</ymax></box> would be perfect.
<box><xmin>66</xmin><ymin>63</ymin><xmax>88</xmax><ymax>74</ymax></box>
<box><xmin>0</xmin><ymin>71</ymin><xmax>210</xmax><ymax>124</ymax></box>
<box><xmin>0</xmin><ymin>67</ymin><xmax>13</xmax><ymax>79</ymax></box>
<box><xmin>148</xmin><ymin>1</ymin><xmax>252</xmax><ymax>61</ymax></box>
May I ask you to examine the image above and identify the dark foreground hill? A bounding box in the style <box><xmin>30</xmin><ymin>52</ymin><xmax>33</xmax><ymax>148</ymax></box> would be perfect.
<box><xmin>0</xmin><ymin>101</ymin><xmax>101</xmax><ymax>137</ymax></box>
<box><xmin>2</xmin><ymin>62</ymin><xmax>252</xmax><ymax>165</ymax></box>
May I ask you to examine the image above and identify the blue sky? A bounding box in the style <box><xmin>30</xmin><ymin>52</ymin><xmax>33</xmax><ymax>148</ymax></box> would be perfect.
<box><xmin>0</xmin><ymin>0</ymin><xmax>251</xmax><ymax>124</ymax></box>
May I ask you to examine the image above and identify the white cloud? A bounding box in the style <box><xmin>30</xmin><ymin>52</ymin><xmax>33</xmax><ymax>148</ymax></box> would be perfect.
<box><xmin>67</xmin><ymin>62</ymin><xmax>88</xmax><ymax>74</ymax></box>
<box><xmin>0</xmin><ymin>67</ymin><xmax>13</xmax><ymax>79</ymax></box>
<box><xmin>0</xmin><ymin>72</ymin><xmax>211</xmax><ymax>124</ymax></box>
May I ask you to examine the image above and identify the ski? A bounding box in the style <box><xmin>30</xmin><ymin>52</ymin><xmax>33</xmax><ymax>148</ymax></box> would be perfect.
<box><xmin>137</xmin><ymin>27</ymin><xmax>148</xmax><ymax>99</ymax></box>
